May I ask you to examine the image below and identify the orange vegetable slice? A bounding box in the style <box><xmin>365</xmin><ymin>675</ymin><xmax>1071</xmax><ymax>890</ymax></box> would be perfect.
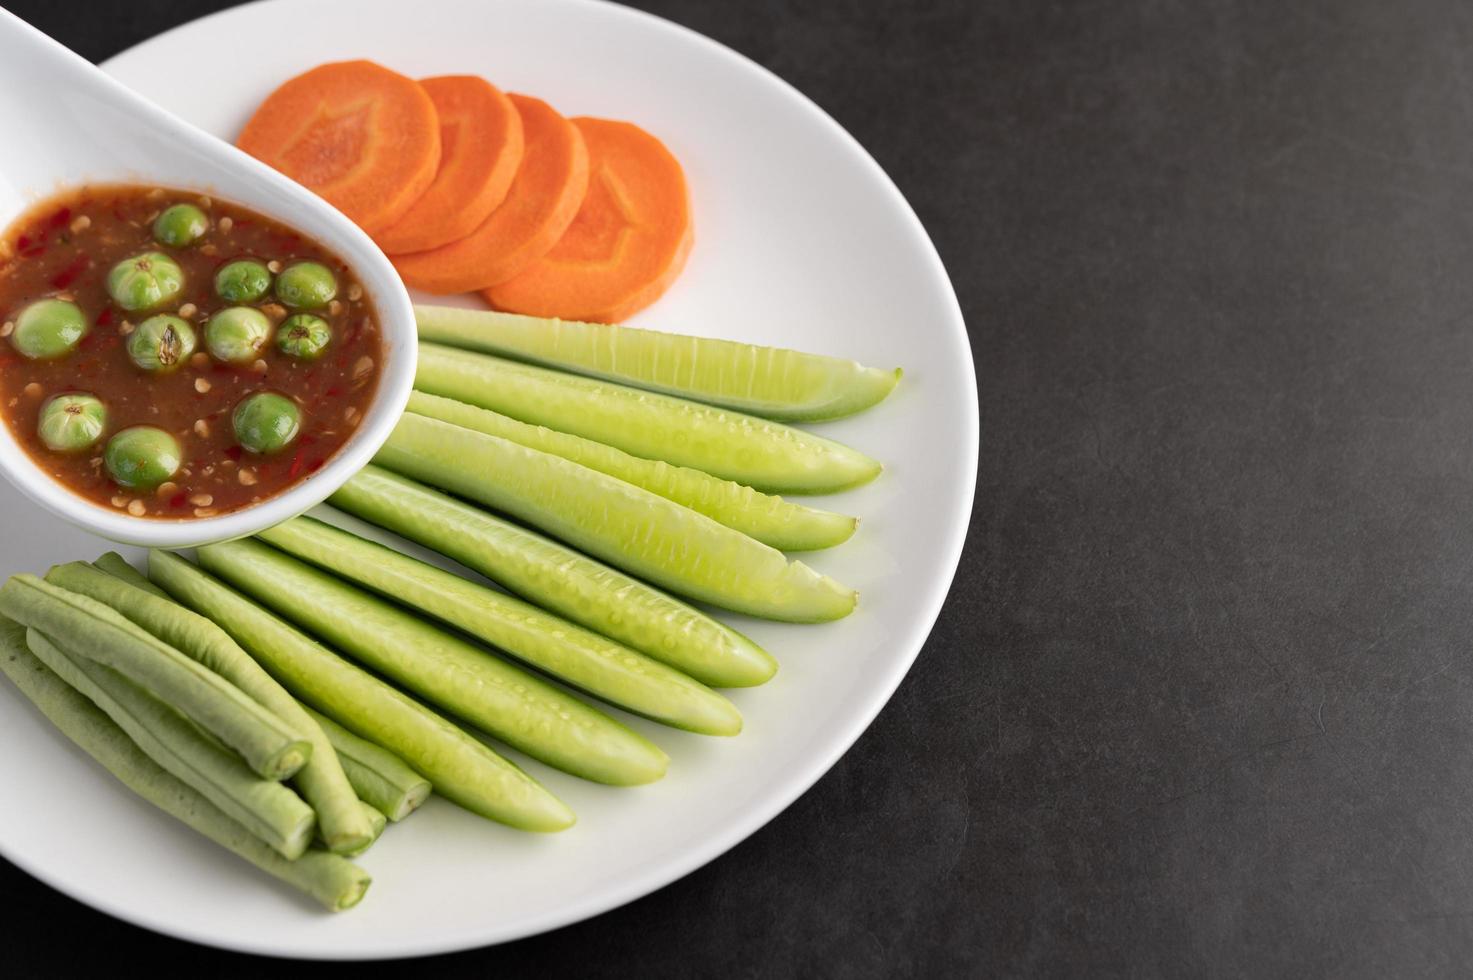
<box><xmin>392</xmin><ymin>94</ymin><xmax>589</xmax><ymax>294</ymax></box>
<box><xmin>237</xmin><ymin>60</ymin><xmax>440</xmax><ymax>232</ymax></box>
<box><xmin>482</xmin><ymin>117</ymin><xmax>692</xmax><ymax>323</ymax></box>
<box><xmin>373</xmin><ymin>76</ymin><xmax>524</xmax><ymax>254</ymax></box>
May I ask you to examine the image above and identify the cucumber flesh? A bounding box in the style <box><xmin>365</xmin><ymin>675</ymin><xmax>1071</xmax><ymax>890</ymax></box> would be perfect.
<box><xmin>147</xmin><ymin>549</ymin><xmax>574</xmax><ymax>832</ymax></box>
<box><xmin>415</xmin><ymin>342</ymin><xmax>881</xmax><ymax>494</ymax></box>
<box><xmin>331</xmin><ymin>467</ymin><xmax>776</xmax><ymax>687</ymax></box>
<box><xmin>197</xmin><ymin>538</ymin><xmax>670</xmax><ymax>787</ymax></box>
<box><xmin>258</xmin><ymin>516</ymin><xmax>743</xmax><ymax>736</ymax></box>
<box><xmin>377</xmin><ymin>413</ymin><xmax>857</xmax><ymax>623</ymax></box>
<box><xmin>415</xmin><ymin>305</ymin><xmax>901</xmax><ymax>422</ymax></box>
<box><xmin>407</xmin><ymin>392</ymin><xmax>855</xmax><ymax>551</ymax></box>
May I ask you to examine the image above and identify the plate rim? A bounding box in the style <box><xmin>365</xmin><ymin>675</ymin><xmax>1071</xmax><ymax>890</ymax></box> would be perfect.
<box><xmin>3</xmin><ymin>0</ymin><xmax>980</xmax><ymax>959</ymax></box>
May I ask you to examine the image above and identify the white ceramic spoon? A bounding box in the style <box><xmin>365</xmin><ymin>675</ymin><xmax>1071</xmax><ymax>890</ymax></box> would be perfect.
<box><xmin>0</xmin><ymin>7</ymin><xmax>415</xmax><ymax>548</ymax></box>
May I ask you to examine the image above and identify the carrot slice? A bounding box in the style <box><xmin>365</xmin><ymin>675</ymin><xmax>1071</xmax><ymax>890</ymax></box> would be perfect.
<box><xmin>392</xmin><ymin>94</ymin><xmax>589</xmax><ymax>294</ymax></box>
<box><xmin>237</xmin><ymin>60</ymin><xmax>440</xmax><ymax>232</ymax></box>
<box><xmin>482</xmin><ymin>118</ymin><xmax>692</xmax><ymax>323</ymax></box>
<box><xmin>373</xmin><ymin>76</ymin><xmax>524</xmax><ymax>254</ymax></box>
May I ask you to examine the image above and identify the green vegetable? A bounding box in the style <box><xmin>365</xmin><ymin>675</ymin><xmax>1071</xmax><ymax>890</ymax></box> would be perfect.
<box><xmin>318</xmin><ymin>801</ymin><xmax>385</xmax><ymax>858</ymax></box>
<box><xmin>0</xmin><ymin>617</ymin><xmax>370</xmax><ymax>911</ymax></box>
<box><xmin>36</xmin><ymin>393</ymin><xmax>106</xmax><ymax>452</ymax></box>
<box><xmin>233</xmin><ymin>392</ymin><xmax>301</xmax><ymax>454</ymax></box>
<box><xmin>377</xmin><ymin>414</ymin><xmax>856</xmax><ymax>622</ymax></box>
<box><xmin>0</xmin><ymin>574</ymin><xmax>310</xmax><ymax>781</ymax></box>
<box><xmin>332</xmin><ymin>467</ymin><xmax>775</xmax><ymax>687</ymax></box>
<box><xmin>407</xmin><ymin>391</ymin><xmax>855</xmax><ymax>551</ymax></box>
<box><xmin>415</xmin><ymin>342</ymin><xmax>882</xmax><ymax>494</ymax></box>
<box><xmin>415</xmin><ymin>304</ymin><xmax>902</xmax><ymax>422</ymax></box>
<box><xmin>276</xmin><ymin>313</ymin><xmax>331</xmax><ymax>360</ymax></box>
<box><xmin>126</xmin><ymin>314</ymin><xmax>196</xmax><ymax>373</ymax></box>
<box><xmin>11</xmin><ymin>299</ymin><xmax>89</xmax><ymax>359</ymax></box>
<box><xmin>106</xmin><ymin>252</ymin><xmax>184</xmax><ymax>311</ymax></box>
<box><xmin>205</xmin><ymin>307</ymin><xmax>271</xmax><ymax>363</ymax></box>
<box><xmin>275</xmin><ymin>261</ymin><xmax>337</xmax><ymax>309</ymax></box>
<box><xmin>301</xmin><ymin>704</ymin><xmax>430</xmax><ymax>822</ymax></box>
<box><xmin>94</xmin><ymin>552</ymin><xmax>168</xmax><ymax>598</ymax></box>
<box><xmin>51</xmin><ymin>559</ymin><xmax>375</xmax><ymax>854</ymax></box>
<box><xmin>104</xmin><ymin>426</ymin><xmax>181</xmax><ymax>490</ymax></box>
<box><xmin>259</xmin><ymin>517</ymin><xmax>742</xmax><ymax>735</ymax></box>
<box><xmin>26</xmin><ymin>629</ymin><xmax>314</xmax><ymax>859</ymax></box>
<box><xmin>152</xmin><ymin>204</ymin><xmax>209</xmax><ymax>248</ymax></box>
<box><xmin>197</xmin><ymin>538</ymin><xmax>669</xmax><ymax>786</ymax></box>
<box><xmin>147</xmin><ymin>551</ymin><xmax>573</xmax><ymax>832</ymax></box>
<box><xmin>213</xmin><ymin>259</ymin><xmax>272</xmax><ymax>303</ymax></box>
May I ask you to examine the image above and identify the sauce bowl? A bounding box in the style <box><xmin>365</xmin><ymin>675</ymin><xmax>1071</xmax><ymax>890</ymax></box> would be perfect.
<box><xmin>0</xmin><ymin>9</ymin><xmax>415</xmax><ymax>547</ymax></box>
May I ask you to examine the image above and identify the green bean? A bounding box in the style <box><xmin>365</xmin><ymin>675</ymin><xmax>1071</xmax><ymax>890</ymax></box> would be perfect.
<box><xmin>25</xmin><ymin>629</ymin><xmax>314</xmax><ymax>859</ymax></box>
<box><xmin>376</xmin><ymin>413</ymin><xmax>856</xmax><ymax>622</ymax></box>
<box><xmin>0</xmin><ymin>575</ymin><xmax>309</xmax><ymax>780</ymax></box>
<box><xmin>147</xmin><ymin>551</ymin><xmax>573</xmax><ymax>832</ymax></box>
<box><xmin>0</xmin><ymin>617</ymin><xmax>369</xmax><ymax>911</ymax></box>
<box><xmin>406</xmin><ymin>391</ymin><xmax>857</xmax><ymax>551</ymax></box>
<box><xmin>317</xmin><ymin>801</ymin><xmax>386</xmax><ymax>858</ymax></box>
<box><xmin>197</xmin><ymin>538</ymin><xmax>669</xmax><ymax>786</ymax></box>
<box><xmin>94</xmin><ymin>551</ymin><xmax>168</xmax><ymax>598</ymax></box>
<box><xmin>259</xmin><ymin>517</ymin><xmax>742</xmax><ymax>736</ymax></box>
<box><xmin>331</xmin><ymin>467</ymin><xmax>776</xmax><ymax>688</ymax></box>
<box><xmin>50</xmin><ymin>560</ymin><xmax>374</xmax><ymax>853</ymax></box>
<box><xmin>301</xmin><ymin>704</ymin><xmax>430</xmax><ymax>822</ymax></box>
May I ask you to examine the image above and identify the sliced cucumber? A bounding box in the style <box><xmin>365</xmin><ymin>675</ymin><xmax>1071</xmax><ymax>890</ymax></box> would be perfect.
<box><xmin>148</xmin><ymin>549</ymin><xmax>573</xmax><ymax>832</ymax></box>
<box><xmin>196</xmin><ymin>538</ymin><xmax>670</xmax><ymax>787</ymax></box>
<box><xmin>415</xmin><ymin>305</ymin><xmax>901</xmax><ymax>421</ymax></box>
<box><xmin>257</xmin><ymin>516</ymin><xmax>743</xmax><ymax>736</ymax></box>
<box><xmin>330</xmin><ymin>467</ymin><xmax>776</xmax><ymax>687</ymax></box>
<box><xmin>377</xmin><ymin>413</ymin><xmax>857</xmax><ymax>623</ymax></box>
<box><xmin>415</xmin><ymin>342</ymin><xmax>882</xmax><ymax>494</ymax></box>
<box><xmin>407</xmin><ymin>391</ymin><xmax>855</xmax><ymax>551</ymax></box>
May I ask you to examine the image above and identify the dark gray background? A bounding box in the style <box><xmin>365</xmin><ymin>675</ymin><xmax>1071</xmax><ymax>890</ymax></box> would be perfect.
<box><xmin>8</xmin><ymin>0</ymin><xmax>1472</xmax><ymax>976</ymax></box>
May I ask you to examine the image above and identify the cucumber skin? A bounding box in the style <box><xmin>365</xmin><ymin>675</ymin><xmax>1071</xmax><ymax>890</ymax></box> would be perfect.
<box><xmin>259</xmin><ymin>516</ymin><xmax>743</xmax><ymax>737</ymax></box>
<box><xmin>147</xmin><ymin>550</ymin><xmax>575</xmax><ymax>833</ymax></box>
<box><xmin>414</xmin><ymin>305</ymin><xmax>901</xmax><ymax>422</ymax></box>
<box><xmin>415</xmin><ymin>342</ymin><xmax>882</xmax><ymax>494</ymax></box>
<box><xmin>0</xmin><ymin>617</ymin><xmax>371</xmax><ymax>912</ymax></box>
<box><xmin>330</xmin><ymin>467</ymin><xmax>777</xmax><ymax>688</ymax></box>
<box><xmin>406</xmin><ymin>391</ymin><xmax>856</xmax><ymax>551</ymax></box>
<box><xmin>378</xmin><ymin>413</ymin><xmax>858</xmax><ymax>623</ymax></box>
<box><xmin>196</xmin><ymin>538</ymin><xmax>671</xmax><ymax>787</ymax></box>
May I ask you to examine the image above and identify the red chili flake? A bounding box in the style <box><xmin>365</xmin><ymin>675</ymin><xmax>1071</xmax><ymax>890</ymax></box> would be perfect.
<box><xmin>97</xmin><ymin>308</ymin><xmax>114</xmax><ymax>327</ymax></box>
<box><xmin>324</xmin><ymin>385</ymin><xmax>341</xmax><ymax>397</ymax></box>
<box><xmin>169</xmin><ymin>492</ymin><xmax>188</xmax><ymax>509</ymax></box>
<box><xmin>287</xmin><ymin>448</ymin><xmax>305</xmax><ymax>479</ymax></box>
<box><xmin>49</xmin><ymin>256</ymin><xmax>88</xmax><ymax>289</ymax></box>
<box><xmin>16</xmin><ymin>234</ymin><xmax>30</xmax><ymax>251</ymax></box>
<box><xmin>307</xmin><ymin>459</ymin><xmax>324</xmax><ymax>474</ymax></box>
<box><xmin>299</xmin><ymin>433</ymin><xmax>318</xmax><ymax>447</ymax></box>
<box><xmin>224</xmin><ymin>445</ymin><xmax>243</xmax><ymax>461</ymax></box>
<box><xmin>45</xmin><ymin>207</ymin><xmax>71</xmax><ymax>230</ymax></box>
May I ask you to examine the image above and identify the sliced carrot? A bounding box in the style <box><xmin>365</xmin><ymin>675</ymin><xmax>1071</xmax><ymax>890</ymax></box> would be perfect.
<box><xmin>237</xmin><ymin>60</ymin><xmax>440</xmax><ymax>232</ymax></box>
<box><xmin>482</xmin><ymin>118</ymin><xmax>692</xmax><ymax>323</ymax></box>
<box><xmin>373</xmin><ymin>76</ymin><xmax>524</xmax><ymax>254</ymax></box>
<box><xmin>392</xmin><ymin>94</ymin><xmax>589</xmax><ymax>294</ymax></box>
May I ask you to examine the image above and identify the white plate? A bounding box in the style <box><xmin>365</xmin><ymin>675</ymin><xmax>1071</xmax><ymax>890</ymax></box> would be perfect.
<box><xmin>0</xmin><ymin>0</ymin><xmax>977</xmax><ymax>959</ymax></box>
